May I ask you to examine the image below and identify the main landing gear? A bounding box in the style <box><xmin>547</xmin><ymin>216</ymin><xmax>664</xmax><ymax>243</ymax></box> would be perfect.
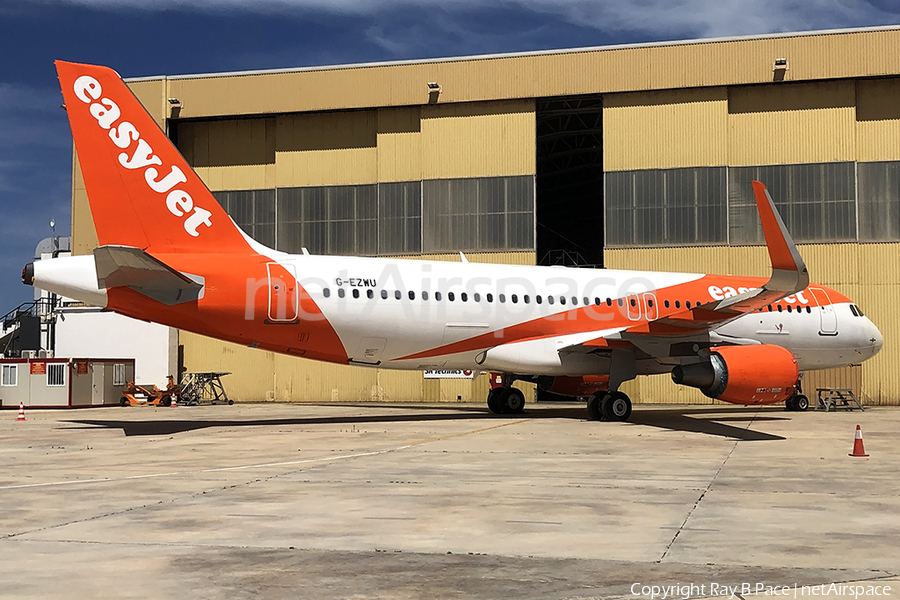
<box><xmin>586</xmin><ymin>390</ymin><xmax>633</xmax><ymax>422</ymax></box>
<box><xmin>487</xmin><ymin>386</ymin><xmax>526</xmax><ymax>414</ymax></box>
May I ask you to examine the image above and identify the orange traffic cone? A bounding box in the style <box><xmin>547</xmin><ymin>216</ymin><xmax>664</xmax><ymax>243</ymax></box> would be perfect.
<box><xmin>849</xmin><ymin>424</ymin><xmax>869</xmax><ymax>457</ymax></box>
<box><xmin>169</xmin><ymin>395</ymin><xmax>177</xmax><ymax>408</ymax></box>
<box><xmin>17</xmin><ymin>402</ymin><xmax>25</xmax><ymax>422</ymax></box>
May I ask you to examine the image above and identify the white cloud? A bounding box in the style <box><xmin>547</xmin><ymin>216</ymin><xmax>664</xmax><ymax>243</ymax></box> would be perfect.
<box><xmin>27</xmin><ymin>0</ymin><xmax>900</xmax><ymax>39</ymax></box>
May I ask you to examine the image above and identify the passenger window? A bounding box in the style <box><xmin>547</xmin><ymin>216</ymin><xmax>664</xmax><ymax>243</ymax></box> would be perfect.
<box><xmin>381</xmin><ymin>290</ymin><xmax>388</xmax><ymax>299</ymax></box>
<box><xmin>323</xmin><ymin>288</ymin><xmax>330</xmax><ymax>298</ymax></box>
<box><xmin>338</xmin><ymin>288</ymin><xmax>345</xmax><ymax>298</ymax></box>
<box><xmin>629</xmin><ymin>298</ymin><xmax>636</xmax><ymax>307</ymax></box>
<box><xmin>617</xmin><ymin>298</ymin><xmax>623</xmax><ymax>307</ymax></box>
<box><xmin>524</xmin><ymin>295</ymin><xmax>530</xmax><ymax>304</ymax></box>
<box><xmin>461</xmin><ymin>292</ymin><xmax>468</xmax><ymax>302</ymax></box>
<box><xmin>353</xmin><ymin>289</ymin><xmax>360</xmax><ymax>299</ymax></box>
<box><xmin>367</xmin><ymin>289</ymin><xmax>373</xmax><ymax>299</ymax></box>
<box><xmin>448</xmin><ymin>292</ymin><xmax>455</xmax><ymax>301</ymax></box>
<box><xmin>767</xmin><ymin>305</ymin><xmax>772</xmax><ymax>311</ymax></box>
<box><xmin>487</xmin><ymin>293</ymin><xmax>493</xmax><ymax>302</ymax></box>
<box><xmin>394</xmin><ymin>290</ymin><xmax>401</xmax><ymax>300</ymax></box>
<box><xmin>536</xmin><ymin>295</ymin><xmax>542</xmax><ymax>304</ymax></box>
<box><xmin>787</xmin><ymin>305</ymin><xmax>792</xmax><ymax>313</ymax></box>
<box><xmin>409</xmin><ymin>291</ymin><xmax>415</xmax><ymax>300</ymax></box>
<box><xmin>499</xmin><ymin>294</ymin><xmax>506</xmax><ymax>303</ymax></box>
<box><xmin>422</xmin><ymin>291</ymin><xmax>429</xmax><ymax>300</ymax></box>
<box><xmin>777</xmin><ymin>305</ymin><xmax>783</xmax><ymax>312</ymax></box>
<box><xmin>548</xmin><ymin>296</ymin><xmax>554</xmax><ymax>305</ymax></box>
<box><xmin>606</xmin><ymin>298</ymin><xmax>612</xmax><ymax>306</ymax></box>
<box><xmin>648</xmin><ymin>299</ymin><xmax>654</xmax><ymax>308</ymax></box>
<box><xmin>435</xmin><ymin>292</ymin><xmax>442</xmax><ymax>301</ymax></box>
<box><xmin>686</xmin><ymin>301</ymin><xmax>692</xmax><ymax>309</ymax></box>
<box><xmin>474</xmin><ymin>293</ymin><xmax>481</xmax><ymax>302</ymax></box>
<box><xmin>806</xmin><ymin>306</ymin><xmax>811</xmax><ymax>314</ymax></box>
<box><xmin>560</xmin><ymin>297</ymin><xmax>566</xmax><ymax>305</ymax></box>
<box><xmin>674</xmin><ymin>300</ymin><xmax>680</xmax><ymax>309</ymax></box>
<box><xmin>583</xmin><ymin>297</ymin><xmax>589</xmax><ymax>306</ymax></box>
<box><xmin>572</xmin><ymin>297</ymin><xmax>578</xmax><ymax>305</ymax></box>
<box><xmin>664</xmin><ymin>299</ymin><xmax>670</xmax><ymax>308</ymax></box>
<box><xmin>511</xmin><ymin>294</ymin><xmax>518</xmax><ymax>304</ymax></box>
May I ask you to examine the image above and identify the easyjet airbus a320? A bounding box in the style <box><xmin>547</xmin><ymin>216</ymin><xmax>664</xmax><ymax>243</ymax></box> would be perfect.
<box><xmin>24</xmin><ymin>61</ymin><xmax>883</xmax><ymax>421</ymax></box>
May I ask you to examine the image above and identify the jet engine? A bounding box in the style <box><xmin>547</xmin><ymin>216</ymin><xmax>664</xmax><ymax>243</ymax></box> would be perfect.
<box><xmin>671</xmin><ymin>345</ymin><xmax>798</xmax><ymax>405</ymax></box>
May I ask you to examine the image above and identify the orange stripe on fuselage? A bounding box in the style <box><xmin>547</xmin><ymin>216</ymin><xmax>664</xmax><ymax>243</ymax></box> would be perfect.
<box><xmin>397</xmin><ymin>275</ymin><xmax>848</xmax><ymax>362</ymax></box>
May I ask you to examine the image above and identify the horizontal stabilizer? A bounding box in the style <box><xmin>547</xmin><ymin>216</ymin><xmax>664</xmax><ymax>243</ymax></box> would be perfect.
<box><xmin>93</xmin><ymin>245</ymin><xmax>204</xmax><ymax>305</ymax></box>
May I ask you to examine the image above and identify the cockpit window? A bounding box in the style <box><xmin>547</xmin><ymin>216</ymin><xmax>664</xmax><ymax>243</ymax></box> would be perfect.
<box><xmin>849</xmin><ymin>304</ymin><xmax>859</xmax><ymax>317</ymax></box>
<box><xmin>853</xmin><ymin>304</ymin><xmax>865</xmax><ymax>317</ymax></box>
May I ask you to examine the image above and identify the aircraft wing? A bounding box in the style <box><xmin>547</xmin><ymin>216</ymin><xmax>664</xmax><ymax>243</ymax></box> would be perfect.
<box><xmin>93</xmin><ymin>245</ymin><xmax>205</xmax><ymax>305</ymax></box>
<box><xmin>566</xmin><ymin>181</ymin><xmax>809</xmax><ymax>352</ymax></box>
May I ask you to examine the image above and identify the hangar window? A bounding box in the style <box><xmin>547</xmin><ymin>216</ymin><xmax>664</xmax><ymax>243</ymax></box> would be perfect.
<box><xmin>728</xmin><ymin>162</ymin><xmax>855</xmax><ymax>244</ymax></box>
<box><xmin>605</xmin><ymin>167</ymin><xmax>726</xmax><ymax>247</ymax></box>
<box><xmin>423</xmin><ymin>176</ymin><xmax>534</xmax><ymax>253</ymax></box>
<box><xmin>212</xmin><ymin>189</ymin><xmax>276</xmax><ymax>248</ymax></box>
<box><xmin>378</xmin><ymin>181</ymin><xmax>422</xmax><ymax>254</ymax></box>
<box><xmin>277</xmin><ymin>185</ymin><xmax>377</xmax><ymax>256</ymax></box>
<box><xmin>1</xmin><ymin>364</ymin><xmax>16</xmax><ymax>387</ymax></box>
<box><xmin>858</xmin><ymin>161</ymin><xmax>900</xmax><ymax>242</ymax></box>
<box><xmin>113</xmin><ymin>364</ymin><xmax>126</xmax><ymax>387</ymax></box>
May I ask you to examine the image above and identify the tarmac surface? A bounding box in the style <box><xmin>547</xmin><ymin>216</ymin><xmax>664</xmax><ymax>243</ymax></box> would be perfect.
<box><xmin>1</xmin><ymin>401</ymin><xmax>898</xmax><ymax>599</ymax></box>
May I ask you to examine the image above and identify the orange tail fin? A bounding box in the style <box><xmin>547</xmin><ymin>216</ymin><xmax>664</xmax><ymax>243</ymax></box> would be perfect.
<box><xmin>56</xmin><ymin>61</ymin><xmax>251</xmax><ymax>254</ymax></box>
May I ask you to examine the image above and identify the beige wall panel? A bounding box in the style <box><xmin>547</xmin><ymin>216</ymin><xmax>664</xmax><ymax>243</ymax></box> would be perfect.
<box><xmin>275</xmin><ymin>112</ymin><xmax>377</xmax><ymax>186</ymax></box>
<box><xmin>420</xmin><ymin>251</ymin><xmax>537</xmax><ymax>266</ymax></box>
<box><xmin>376</xmin><ymin>107</ymin><xmax>422</xmax><ymax>182</ymax></box>
<box><xmin>605</xmin><ymin>245</ymin><xmax>770</xmax><ymax>278</ymax></box>
<box><xmin>856</xmin><ymin>283</ymin><xmax>899</xmax><ymax>405</ymax></box>
<box><xmin>199</xmin><ymin>165</ymin><xmax>276</xmax><ymax>192</ymax></box>
<box><xmin>604</xmin><ymin>87</ymin><xmax>727</xmax><ymax>170</ymax></box>
<box><xmin>728</xmin><ymin>81</ymin><xmax>856</xmax><ymax>166</ymax></box>
<box><xmin>372</xmin><ymin>369</ymin><xmax>424</xmax><ymax>402</ymax></box>
<box><xmin>419</xmin><ymin>100</ymin><xmax>535</xmax><ymax>180</ymax></box>
<box><xmin>803</xmin><ymin>366</ymin><xmax>862</xmax><ymax>399</ymax></box>
<box><xmin>177</xmin><ymin>118</ymin><xmax>275</xmax><ymax>168</ymax></box>
<box><xmin>71</xmin><ymin>149</ymin><xmax>99</xmax><ymax>255</ymax></box>
<box><xmin>180</xmin><ymin>332</ymin><xmax>276</xmax><ymax>402</ymax></box>
<box><xmin>856</xmin><ymin>77</ymin><xmax>900</xmax><ymax>162</ymax></box>
<box><xmin>127</xmin><ymin>79</ymin><xmax>166</xmax><ymax>127</ymax></box>
<box><xmin>273</xmin><ymin>353</ymin><xmax>378</xmax><ymax>402</ymax></box>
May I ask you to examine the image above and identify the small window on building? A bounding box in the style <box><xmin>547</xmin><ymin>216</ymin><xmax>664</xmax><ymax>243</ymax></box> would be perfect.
<box><xmin>47</xmin><ymin>363</ymin><xmax>66</xmax><ymax>387</ymax></box>
<box><xmin>113</xmin><ymin>364</ymin><xmax>126</xmax><ymax>387</ymax></box>
<box><xmin>1</xmin><ymin>364</ymin><xmax>17</xmax><ymax>387</ymax></box>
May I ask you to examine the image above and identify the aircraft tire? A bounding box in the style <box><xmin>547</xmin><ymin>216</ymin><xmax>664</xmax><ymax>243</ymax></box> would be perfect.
<box><xmin>795</xmin><ymin>394</ymin><xmax>809</xmax><ymax>411</ymax></box>
<box><xmin>487</xmin><ymin>388</ymin><xmax>506</xmax><ymax>414</ymax></box>
<box><xmin>504</xmin><ymin>388</ymin><xmax>526</xmax><ymax>414</ymax></box>
<box><xmin>602</xmin><ymin>391</ymin><xmax>632</xmax><ymax>422</ymax></box>
<box><xmin>587</xmin><ymin>393</ymin><xmax>606</xmax><ymax>421</ymax></box>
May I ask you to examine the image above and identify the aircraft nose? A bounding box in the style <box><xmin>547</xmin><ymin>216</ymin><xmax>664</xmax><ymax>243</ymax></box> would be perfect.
<box><xmin>868</xmin><ymin>320</ymin><xmax>883</xmax><ymax>357</ymax></box>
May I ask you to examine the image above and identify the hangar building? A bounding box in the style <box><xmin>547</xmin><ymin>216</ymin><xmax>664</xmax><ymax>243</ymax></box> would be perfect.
<box><xmin>70</xmin><ymin>26</ymin><xmax>900</xmax><ymax>405</ymax></box>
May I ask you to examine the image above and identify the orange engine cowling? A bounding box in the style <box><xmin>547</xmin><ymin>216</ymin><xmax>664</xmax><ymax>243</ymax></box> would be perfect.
<box><xmin>671</xmin><ymin>344</ymin><xmax>798</xmax><ymax>405</ymax></box>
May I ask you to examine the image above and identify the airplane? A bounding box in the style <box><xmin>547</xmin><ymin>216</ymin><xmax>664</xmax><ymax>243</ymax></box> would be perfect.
<box><xmin>23</xmin><ymin>61</ymin><xmax>884</xmax><ymax>421</ymax></box>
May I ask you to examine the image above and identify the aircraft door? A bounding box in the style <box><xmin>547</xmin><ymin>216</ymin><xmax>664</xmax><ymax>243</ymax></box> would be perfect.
<box><xmin>625</xmin><ymin>293</ymin><xmax>641</xmax><ymax>321</ymax></box>
<box><xmin>267</xmin><ymin>262</ymin><xmax>298</xmax><ymax>322</ymax></box>
<box><xmin>809</xmin><ymin>287</ymin><xmax>838</xmax><ymax>335</ymax></box>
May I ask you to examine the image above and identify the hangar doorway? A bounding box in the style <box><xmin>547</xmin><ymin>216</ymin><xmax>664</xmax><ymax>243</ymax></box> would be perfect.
<box><xmin>536</xmin><ymin>95</ymin><xmax>604</xmax><ymax>267</ymax></box>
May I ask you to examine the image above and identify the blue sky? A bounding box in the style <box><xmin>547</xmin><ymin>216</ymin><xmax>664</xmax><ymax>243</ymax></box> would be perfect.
<box><xmin>1</xmin><ymin>1</ymin><xmax>898</xmax><ymax>313</ymax></box>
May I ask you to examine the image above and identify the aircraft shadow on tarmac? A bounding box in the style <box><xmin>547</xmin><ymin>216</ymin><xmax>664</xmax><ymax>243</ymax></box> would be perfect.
<box><xmin>63</xmin><ymin>404</ymin><xmax>785</xmax><ymax>441</ymax></box>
